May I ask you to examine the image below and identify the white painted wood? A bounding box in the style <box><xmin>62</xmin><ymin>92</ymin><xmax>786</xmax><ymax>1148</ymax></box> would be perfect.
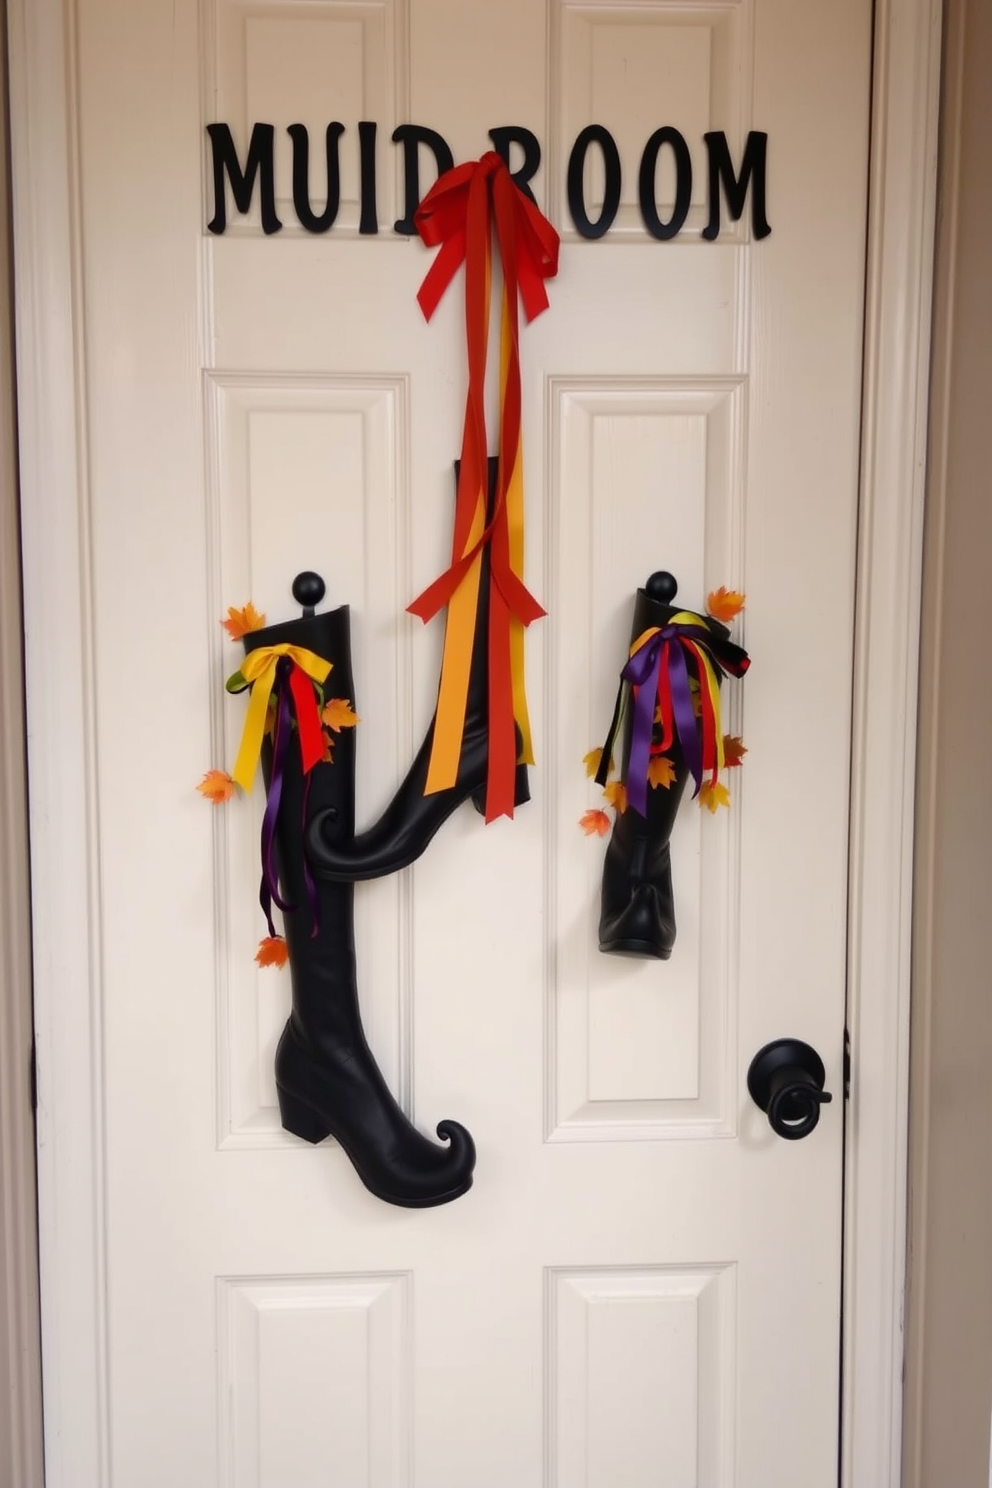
<box><xmin>218</xmin><ymin>1273</ymin><xmax>411</xmax><ymax>1488</ymax></box>
<box><xmin>549</xmin><ymin>1266</ymin><xmax>735</xmax><ymax>1488</ymax></box>
<box><xmin>5</xmin><ymin>0</ymin><xmax>939</xmax><ymax>1484</ymax></box>
<box><xmin>842</xmin><ymin>0</ymin><xmax>942</xmax><ymax>1482</ymax></box>
<box><xmin>6</xmin><ymin>1</ymin><xmax>111</xmax><ymax>1483</ymax></box>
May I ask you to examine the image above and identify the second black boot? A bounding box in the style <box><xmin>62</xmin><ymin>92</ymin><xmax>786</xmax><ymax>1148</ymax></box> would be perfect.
<box><xmin>244</xmin><ymin>577</ymin><xmax>476</xmax><ymax>1207</ymax></box>
<box><xmin>597</xmin><ymin>571</ymin><xmax>748</xmax><ymax>960</ymax></box>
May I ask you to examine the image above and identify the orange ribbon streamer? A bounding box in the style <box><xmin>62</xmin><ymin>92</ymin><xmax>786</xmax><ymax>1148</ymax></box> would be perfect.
<box><xmin>411</xmin><ymin>152</ymin><xmax>560</xmax><ymax>821</ymax></box>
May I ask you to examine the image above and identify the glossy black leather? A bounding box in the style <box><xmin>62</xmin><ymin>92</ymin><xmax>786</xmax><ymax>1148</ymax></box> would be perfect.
<box><xmin>244</xmin><ymin>607</ymin><xmax>476</xmax><ymax>1207</ymax></box>
<box><xmin>306</xmin><ymin>458</ymin><xmax>529</xmax><ymax>883</ymax></box>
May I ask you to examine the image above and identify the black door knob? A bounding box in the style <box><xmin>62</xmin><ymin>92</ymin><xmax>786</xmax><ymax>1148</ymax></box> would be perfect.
<box><xmin>747</xmin><ymin>1038</ymin><xmax>833</xmax><ymax>1140</ymax></box>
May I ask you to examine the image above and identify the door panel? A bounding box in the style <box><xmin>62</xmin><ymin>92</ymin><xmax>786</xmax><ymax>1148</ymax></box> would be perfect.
<box><xmin>55</xmin><ymin>0</ymin><xmax>872</xmax><ymax>1481</ymax></box>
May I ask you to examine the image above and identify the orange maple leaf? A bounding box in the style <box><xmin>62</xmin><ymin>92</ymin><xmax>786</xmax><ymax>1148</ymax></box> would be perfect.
<box><xmin>706</xmin><ymin>587</ymin><xmax>746</xmax><ymax>624</ymax></box>
<box><xmin>579</xmin><ymin>808</ymin><xmax>611</xmax><ymax>837</ymax></box>
<box><xmin>221</xmin><ymin>602</ymin><xmax>266</xmax><ymax>640</ymax></box>
<box><xmin>723</xmin><ymin>735</ymin><xmax>747</xmax><ymax>767</ymax></box>
<box><xmin>647</xmin><ymin>756</ymin><xmax>677</xmax><ymax>789</ymax></box>
<box><xmin>321</xmin><ymin>698</ymin><xmax>360</xmax><ymax>732</ymax></box>
<box><xmin>196</xmin><ymin>769</ymin><xmax>236</xmax><ymax>805</ymax></box>
<box><xmin>321</xmin><ymin>733</ymin><xmax>334</xmax><ymax>764</ymax></box>
<box><xmin>699</xmin><ymin>780</ymin><xmax>731</xmax><ymax>813</ymax></box>
<box><xmin>603</xmin><ymin>780</ymin><xmax>628</xmax><ymax>814</ymax></box>
<box><xmin>255</xmin><ymin>935</ymin><xmax>289</xmax><ymax>969</ymax></box>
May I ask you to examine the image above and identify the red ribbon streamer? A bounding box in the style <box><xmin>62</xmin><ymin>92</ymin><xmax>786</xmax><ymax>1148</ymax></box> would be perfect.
<box><xmin>410</xmin><ymin>152</ymin><xmax>559</xmax><ymax>820</ymax></box>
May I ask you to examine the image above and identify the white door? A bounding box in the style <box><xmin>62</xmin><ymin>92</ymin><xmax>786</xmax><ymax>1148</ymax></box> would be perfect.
<box><xmin>17</xmin><ymin>0</ymin><xmax>874</xmax><ymax>1482</ymax></box>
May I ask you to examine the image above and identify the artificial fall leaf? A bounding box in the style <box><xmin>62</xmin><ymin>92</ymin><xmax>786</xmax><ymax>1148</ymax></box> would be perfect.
<box><xmin>579</xmin><ymin>808</ymin><xmax>611</xmax><ymax>837</ymax></box>
<box><xmin>706</xmin><ymin>587</ymin><xmax>746</xmax><ymax>623</ymax></box>
<box><xmin>255</xmin><ymin>935</ymin><xmax>289</xmax><ymax>969</ymax></box>
<box><xmin>321</xmin><ymin>697</ymin><xmax>360</xmax><ymax>732</ymax></box>
<box><xmin>723</xmin><ymin>735</ymin><xmax>747</xmax><ymax>767</ymax></box>
<box><xmin>647</xmin><ymin>755</ymin><xmax>677</xmax><ymax>789</ymax></box>
<box><xmin>583</xmin><ymin>747</ymin><xmax>609</xmax><ymax>779</ymax></box>
<box><xmin>603</xmin><ymin>780</ymin><xmax>628</xmax><ymax>814</ymax></box>
<box><xmin>699</xmin><ymin>780</ymin><xmax>731</xmax><ymax>813</ymax></box>
<box><xmin>321</xmin><ymin>732</ymin><xmax>334</xmax><ymax>764</ymax></box>
<box><xmin>263</xmin><ymin>704</ymin><xmax>276</xmax><ymax>737</ymax></box>
<box><xmin>221</xmin><ymin>602</ymin><xmax>266</xmax><ymax>640</ymax></box>
<box><xmin>196</xmin><ymin>769</ymin><xmax>236</xmax><ymax>805</ymax></box>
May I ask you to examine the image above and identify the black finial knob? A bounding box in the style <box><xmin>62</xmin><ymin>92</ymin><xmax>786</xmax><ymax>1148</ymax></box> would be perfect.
<box><xmin>645</xmin><ymin>571</ymin><xmax>678</xmax><ymax>604</ymax></box>
<box><xmin>292</xmin><ymin>572</ymin><xmax>326</xmax><ymax>616</ymax></box>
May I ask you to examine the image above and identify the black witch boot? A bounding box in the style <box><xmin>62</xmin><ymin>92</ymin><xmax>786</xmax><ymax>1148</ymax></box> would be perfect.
<box><xmin>596</xmin><ymin>571</ymin><xmax>749</xmax><ymax>960</ymax></box>
<box><xmin>306</xmin><ymin>458</ymin><xmax>529</xmax><ymax>882</ymax></box>
<box><xmin>244</xmin><ymin>575</ymin><xmax>476</xmax><ymax>1207</ymax></box>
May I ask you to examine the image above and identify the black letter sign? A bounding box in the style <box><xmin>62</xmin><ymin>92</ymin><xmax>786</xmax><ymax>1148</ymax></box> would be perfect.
<box><xmin>488</xmin><ymin>126</ymin><xmax>541</xmax><ymax>206</ymax></box>
<box><xmin>392</xmin><ymin>124</ymin><xmax>454</xmax><ymax>234</ymax></box>
<box><xmin>638</xmin><ymin>127</ymin><xmax>692</xmax><ymax>240</ymax></box>
<box><xmin>288</xmin><ymin>123</ymin><xmax>345</xmax><ymax>233</ymax></box>
<box><xmin>702</xmin><ymin>131</ymin><xmax>771</xmax><ymax>240</ymax></box>
<box><xmin>206</xmin><ymin>122</ymin><xmax>281</xmax><ymax>235</ymax></box>
<box><xmin>567</xmin><ymin>125</ymin><xmax>621</xmax><ymax>239</ymax></box>
<box><xmin>358</xmin><ymin>121</ymin><xmax>379</xmax><ymax>235</ymax></box>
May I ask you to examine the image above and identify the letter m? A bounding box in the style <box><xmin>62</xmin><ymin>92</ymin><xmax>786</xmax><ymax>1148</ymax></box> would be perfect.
<box><xmin>702</xmin><ymin>131</ymin><xmax>771</xmax><ymax>241</ymax></box>
<box><xmin>206</xmin><ymin>123</ymin><xmax>282</xmax><ymax>235</ymax></box>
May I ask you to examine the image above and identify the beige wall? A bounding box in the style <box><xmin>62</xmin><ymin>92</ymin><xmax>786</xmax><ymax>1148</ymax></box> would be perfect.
<box><xmin>0</xmin><ymin>0</ymin><xmax>45</xmax><ymax>1482</ymax></box>
<box><xmin>903</xmin><ymin>0</ymin><xmax>992</xmax><ymax>1483</ymax></box>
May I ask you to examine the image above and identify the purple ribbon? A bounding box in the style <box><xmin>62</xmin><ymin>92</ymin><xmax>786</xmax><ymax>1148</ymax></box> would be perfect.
<box><xmin>259</xmin><ymin>656</ymin><xmax>321</xmax><ymax>940</ymax></box>
<box><xmin>621</xmin><ymin>626</ymin><xmax>702</xmax><ymax>816</ymax></box>
<box><xmin>597</xmin><ymin>618</ymin><xmax>750</xmax><ymax>818</ymax></box>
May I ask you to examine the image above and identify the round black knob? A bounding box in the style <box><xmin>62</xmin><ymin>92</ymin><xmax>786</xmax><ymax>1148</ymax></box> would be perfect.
<box><xmin>747</xmin><ymin>1038</ymin><xmax>833</xmax><ymax>1141</ymax></box>
<box><xmin>645</xmin><ymin>571</ymin><xmax>678</xmax><ymax>604</ymax></box>
<box><xmin>292</xmin><ymin>572</ymin><xmax>326</xmax><ymax>614</ymax></box>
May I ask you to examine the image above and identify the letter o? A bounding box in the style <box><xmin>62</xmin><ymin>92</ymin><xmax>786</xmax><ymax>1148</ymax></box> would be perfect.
<box><xmin>567</xmin><ymin>125</ymin><xmax>621</xmax><ymax>240</ymax></box>
<box><xmin>638</xmin><ymin>127</ymin><xmax>692</xmax><ymax>241</ymax></box>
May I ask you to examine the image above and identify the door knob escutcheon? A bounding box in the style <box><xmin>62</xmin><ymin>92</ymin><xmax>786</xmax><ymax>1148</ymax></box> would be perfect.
<box><xmin>747</xmin><ymin>1038</ymin><xmax>833</xmax><ymax>1140</ymax></box>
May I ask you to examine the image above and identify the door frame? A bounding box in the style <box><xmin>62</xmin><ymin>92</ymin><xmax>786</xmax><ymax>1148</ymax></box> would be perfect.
<box><xmin>5</xmin><ymin>0</ymin><xmax>941</xmax><ymax>1482</ymax></box>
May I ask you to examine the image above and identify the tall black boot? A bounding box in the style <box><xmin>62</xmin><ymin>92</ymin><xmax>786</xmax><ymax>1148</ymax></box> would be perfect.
<box><xmin>244</xmin><ymin>579</ymin><xmax>476</xmax><ymax>1207</ymax></box>
<box><xmin>597</xmin><ymin>571</ymin><xmax>747</xmax><ymax>960</ymax></box>
<box><xmin>306</xmin><ymin>458</ymin><xmax>529</xmax><ymax>882</ymax></box>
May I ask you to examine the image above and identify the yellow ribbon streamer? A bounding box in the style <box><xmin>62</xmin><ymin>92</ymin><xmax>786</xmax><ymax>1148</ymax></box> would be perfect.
<box><xmin>232</xmin><ymin>644</ymin><xmax>331</xmax><ymax>793</ymax></box>
<box><xmin>500</xmin><ymin>295</ymin><xmax>534</xmax><ymax>766</ymax></box>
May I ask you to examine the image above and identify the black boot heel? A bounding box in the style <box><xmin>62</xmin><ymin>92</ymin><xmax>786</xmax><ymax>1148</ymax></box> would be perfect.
<box><xmin>277</xmin><ymin>1085</ymin><xmax>334</xmax><ymax>1144</ymax></box>
<box><xmin>472</xmin><ymin>760</ymin><xmax>530</xmax><ymax>816</ymax></box>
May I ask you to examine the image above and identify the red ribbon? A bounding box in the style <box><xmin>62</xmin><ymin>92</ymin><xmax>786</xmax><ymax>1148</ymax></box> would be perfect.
<box><xmin>288</xmin><ymin>662</ymin><xmax>325</xmax><ymax>775</ymax></box>
<box><xmin>410</xmin><ymin>153</ymin><xmax>559</xmax><ymax>820</ymax></box>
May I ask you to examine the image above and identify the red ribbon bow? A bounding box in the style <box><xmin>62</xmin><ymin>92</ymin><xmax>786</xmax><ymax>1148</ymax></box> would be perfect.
<box><xmin>409</xmin><ymin>153</ymin><xmax>560</xmax><ymax>820</ymax></box>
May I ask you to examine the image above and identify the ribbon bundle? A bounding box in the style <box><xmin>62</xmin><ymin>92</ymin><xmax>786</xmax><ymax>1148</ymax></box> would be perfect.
<box><xmin>231</xmin><ymin>643</ymin><xmax>331</xmax><ymax>937</ymax></box>
<box><xmin>596</xmin><ymin>614</ymin><xmax>750</xmax><ymax>818</ymax></box>
<box><xmin>410</xmin><ymin>152</ymin><xmax>560</xmax><ymax>822</ymax></box>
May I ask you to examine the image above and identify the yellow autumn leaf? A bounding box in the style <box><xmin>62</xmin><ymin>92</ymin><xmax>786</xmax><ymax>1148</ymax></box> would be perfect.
<box><xmin>221</xmin><ymin>601</ymin><xmax>266</xmax><ymax>640</ymax></box>
<box><xmin>255</xmin><ymin>935</ymin><xmax>289</xmax><ymax>968</ymax></box>
<box><xmin>583</xmin><ymin>747</ymin><xmax>605</xmax><ymax>779</ymax></box>
<box><xmin>699</xmin><ymin>780</ymin><xmax>731</xmax><ymax>813</ymax></box>
<box><xmin>579</xmin><ymin>808</ymin><xmax>611</xmax><ymax>837</ymax></box>
<box><xmin>603</xmin><ymin>780</ymin><xmax>628</xmax><ymax>814</ymax></box>
<box><xmin>321</xmin><ymin>697</ymin><xmax>361</xmax><ymax>732</ymax></box>
<box><xmin>723</xmin><ymin>735</ymin><xmax>747</xmax><ymax>767</ymax></box>
<box><xmin>706</xmin><ymin>587</ymin><xmax>746</xmax><ymax>624</ymax></box>
<box><xmin>647</xmin><ymin>755</ymin><xmax>677</xmax><ymax>789</ymax></box>
<box><xmin>196</xmin><ymin>769</ymin><xmax>236</xmax><ymax>805</ymax></box>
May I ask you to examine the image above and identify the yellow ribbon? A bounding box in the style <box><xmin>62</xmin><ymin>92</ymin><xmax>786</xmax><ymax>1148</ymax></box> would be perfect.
<box><xmin>232</xmin><ymin>644</ymin><xmax>331</xmax><ymax>793</ymax></box>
